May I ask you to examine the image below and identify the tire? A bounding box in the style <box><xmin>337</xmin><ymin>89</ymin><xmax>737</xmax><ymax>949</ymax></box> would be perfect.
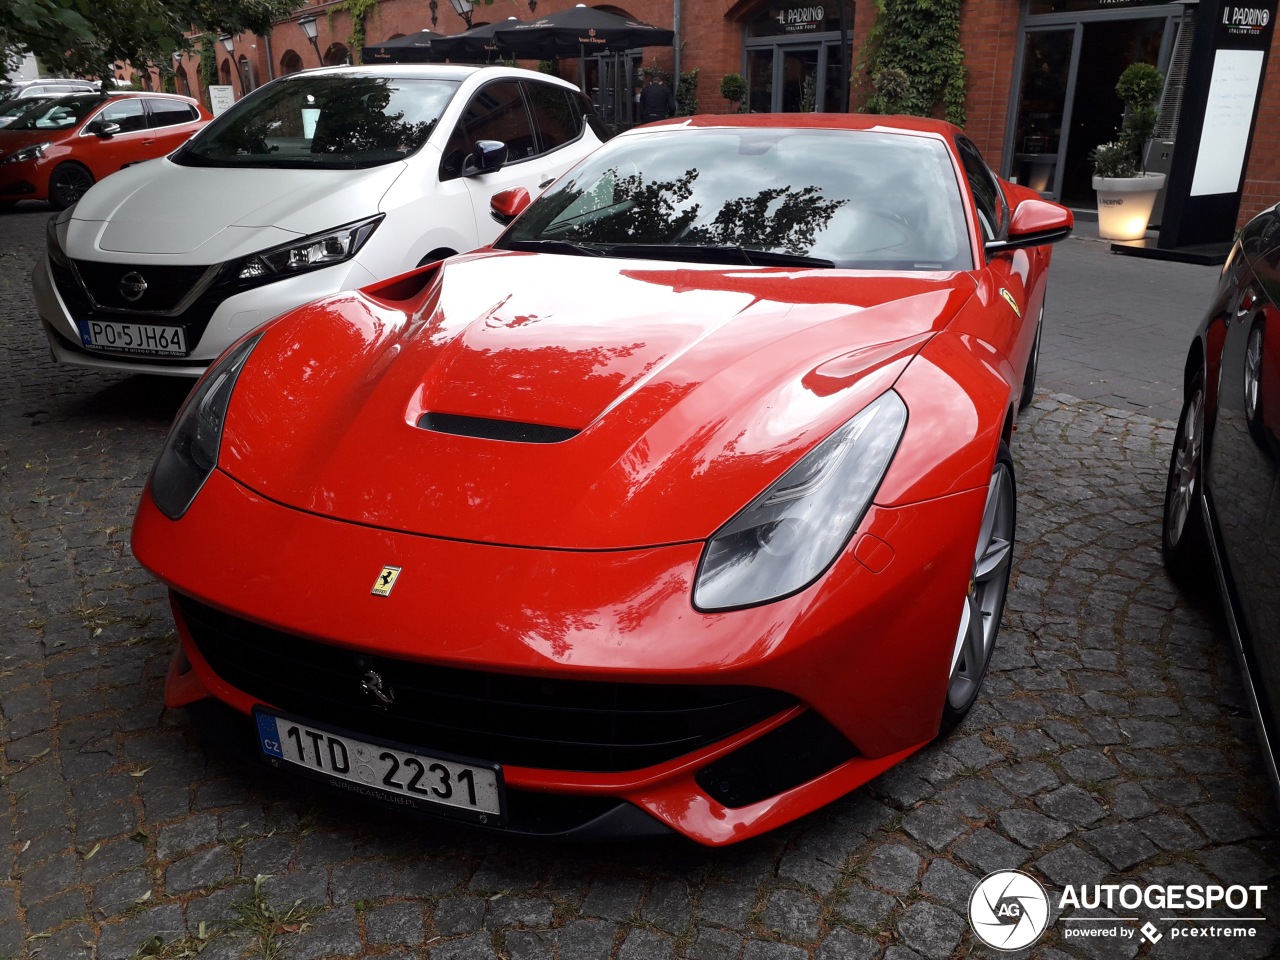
<box><xmin>1162</xmin><ymin>371</ymin><xmax>1214</xmax><ymax>591</ymax></box>
<box><xmin>1019</xmin><ymin>307</ymin><xmax>1043</xmax><ymax>412</ymax></box>
<box><xmin>940</xmin><ymin>441</ymin><xmax>1016</xmax><ymax>735</ymax></box>
<box><xmin>47</xmin><ymin>163</ymin><xmax>94</xmax><ymax>210</ymax></box>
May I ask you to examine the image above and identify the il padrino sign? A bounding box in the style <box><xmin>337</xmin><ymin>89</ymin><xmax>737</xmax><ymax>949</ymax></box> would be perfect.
<box><xmin>751</xmin><ymin>1</ymin><xmax>849</xmax><ymax>36</ymax></box>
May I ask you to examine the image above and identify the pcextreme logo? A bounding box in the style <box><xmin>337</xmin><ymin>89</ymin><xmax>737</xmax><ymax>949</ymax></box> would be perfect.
<box><xmin>969</xmin><ymin>873</ymin><xmax>1270</xmax><ymax>949</ymax></box>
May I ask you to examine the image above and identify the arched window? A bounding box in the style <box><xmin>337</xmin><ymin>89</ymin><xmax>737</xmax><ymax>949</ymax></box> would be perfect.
<box><xmin>219</xmin><ymin>58</ymin><xmax>232</xmax><ymax>88</ymax></box>
<box><xmin>280</xmin><ymin>49</ymin><xmax>305</xmax><ymax>76</ymax></box>
<box><xmin>238</xmin><ymin>54</ymin><xmax>256</xmax><ymax>92</ymax></box>
<box><xmin>323</xmin><ymin>42</ymin><xmax>349</xmax><ymax>67</ymax></box>
<box><xmin>175</xmin><ymin>66</ymin><xmax>191</xmax><ymax>97</ymax></box>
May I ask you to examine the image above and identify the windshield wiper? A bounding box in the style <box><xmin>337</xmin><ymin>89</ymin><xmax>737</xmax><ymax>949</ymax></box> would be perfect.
<box><xmin>605</xmin><ymin>244</ymin><xmax>834</xmax><ymax>268</ymax></box>
<box><xmin>502</xmin><ymin>239</ymin><xmax>604</xmax><ymax>257</ymax></box>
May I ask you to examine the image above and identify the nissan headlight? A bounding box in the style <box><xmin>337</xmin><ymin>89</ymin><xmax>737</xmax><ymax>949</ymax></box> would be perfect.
<box><xmin>45</xmin><ymin>207</ymin><xmax>72</xmax><ymax>268</ymax></box>
<box><xmin>150</xmin><ymin>332</ymin><xmax>263</xmax><ymax>519</ymax></box>
<box><xmin>3</xmin><ymin>141</ymin><xmax>51</xmax><ymax>164</ymax></box>
<box><xmin>694</xmin><ymin>391</ymin><xmax>908</xmax><ymax>611</ymax></box>
<box><xmin>227</xmin><ymin>215</ymin><xmax>383</xmax><ymax>288</ymax></box>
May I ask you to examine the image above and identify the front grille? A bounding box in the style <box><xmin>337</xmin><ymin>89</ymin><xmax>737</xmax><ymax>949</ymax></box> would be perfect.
<box><xmin>71</xmin><ymin>259</ymin><xmax>213</xmax><ymax>312</ymax></box>
<box><xmin>48</xmin><ymin>256</ymin><xmax>227</xmax><ymax>354</ymax></box>
<box><xmin>176</xmin><ymin>595</ymin><xmax>796</xmax><ymax>773</ymax></box>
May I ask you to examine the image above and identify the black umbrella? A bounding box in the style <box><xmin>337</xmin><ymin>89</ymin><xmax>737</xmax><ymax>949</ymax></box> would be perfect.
<box><xmin>361</xmin><ymin>29</ymin><xmax>444</xmax><ymax>64</ymax></box>
<box><xmin>494</xmin><ymin>5</ymin><xmax>673</xmax><ymax>58</ymax></box>
<box><xmin>429</xmin><ymin>18</ymin><xmax>522</xmax><ymax>64</ymax></box>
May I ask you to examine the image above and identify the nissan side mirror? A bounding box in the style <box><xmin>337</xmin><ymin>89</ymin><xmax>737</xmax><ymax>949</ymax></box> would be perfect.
<box><xmin>463</xmin><ymin>140</ymin><xmax>508</xmax><ymax>177</ymax></box>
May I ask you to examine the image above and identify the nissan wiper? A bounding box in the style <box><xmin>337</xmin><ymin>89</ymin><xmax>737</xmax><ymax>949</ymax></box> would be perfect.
<box><xmin>605</xmin><ymin>244</ymin><xmax>835</xmax><ymax>268</ymax></box>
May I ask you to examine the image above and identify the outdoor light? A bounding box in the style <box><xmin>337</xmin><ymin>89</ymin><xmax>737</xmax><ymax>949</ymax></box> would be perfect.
<box><xmin>429</xmin><ymin>1</ymin><xmax>439</xmax><ymax>28</ymax></box>
<box><xmin>219</xmin><ymin>34</ymin><xmax>235</xmax><ymax>55</ymax></box>
<box><xmin>298</xmin><ymin>15</ymin><xmax>323</xmax><ymax>64</ymax></box>
<box><xmin>449</xmin><ymin>0</ymin><xmax>475</xmax><ymax>28</ymax></box>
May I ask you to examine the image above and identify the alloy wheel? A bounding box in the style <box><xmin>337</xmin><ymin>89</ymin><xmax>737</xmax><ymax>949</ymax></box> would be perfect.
<box><xmin>1165</xmin><ymin>384</ymin><xmax>1204</xmax><ymax>549</ymax></box>
<box><xmin>947</xmin><ymin>455</ymin><xmax>1015</xmax><ymax>712</ymax></box>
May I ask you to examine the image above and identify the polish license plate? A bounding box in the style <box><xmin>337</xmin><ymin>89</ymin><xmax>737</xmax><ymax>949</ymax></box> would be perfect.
<box><xmin>83</xmin><ymin>320</ymin><xmax>186</xmax><ymax>356</ymax></box>
<box><xmin>252</xmin><ymin>708</ymin><xmax>505</xmax><ymax>825</ymax></box>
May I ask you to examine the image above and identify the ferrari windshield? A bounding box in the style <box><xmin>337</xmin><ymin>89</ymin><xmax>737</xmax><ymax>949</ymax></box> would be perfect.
<box><xmin>499</xmin><ymin>128</ymin><xmax>973</xmax><ymax>271</ymax></box>
<box><xmin>173</xmin><ymin>75</ymin><xmax>458</xmax><ymax>169</ymax></box>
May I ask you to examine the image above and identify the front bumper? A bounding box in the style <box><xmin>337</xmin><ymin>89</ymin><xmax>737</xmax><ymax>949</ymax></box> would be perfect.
<box><xmin>34</xmin><ymin>254</ymin><xmax>374</xmax><ymax>376</ymax></box>
<box><xmin>134</xmin><ymin>468</ymin><xmax>985</xmax><ymax>845</ymax></box>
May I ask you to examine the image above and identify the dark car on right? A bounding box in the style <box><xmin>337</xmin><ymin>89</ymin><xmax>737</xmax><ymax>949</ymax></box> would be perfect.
<box><xmin>1163</xmin><ymin>203</ymin><xmax>1280</xmax><ymax>791</ymax></box>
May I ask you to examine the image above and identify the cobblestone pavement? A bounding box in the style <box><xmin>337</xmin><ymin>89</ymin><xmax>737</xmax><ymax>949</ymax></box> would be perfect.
<box><xmin>2</xmin><ymin>204</ymin><xmax>1279</xmax><ymax>960</ymax></box>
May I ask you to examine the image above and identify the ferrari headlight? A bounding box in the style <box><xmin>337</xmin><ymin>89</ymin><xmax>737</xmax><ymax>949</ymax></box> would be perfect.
<box><xmin>694</xmin><ymin>390</ymin><xmax>908</xmax><ymax>611</ymax></box>
<box><xmin>229</xmin><ymin>215</ymin><xmax>383</xmax><ymax>286</ymax></box>
<box><xmin>149</xmin><ymin>332</ymin><xmax>263</xmax><ymax>520</ymax></box>
<box><xmin>4</xmin><ymin>141</ymin><xmax>51</xmax><ymax>164</ymax></box>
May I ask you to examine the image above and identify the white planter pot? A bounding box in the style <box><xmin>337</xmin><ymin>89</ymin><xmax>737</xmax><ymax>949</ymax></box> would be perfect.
<box><xmin>1092</xmin><ymin>173</ymin><xmax>1167</xmax><ymax>241</ymax></box>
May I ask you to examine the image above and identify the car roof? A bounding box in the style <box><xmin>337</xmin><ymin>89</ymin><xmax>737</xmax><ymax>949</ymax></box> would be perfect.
<box><xmin>31</xmin><ymin>90</ymin><xmax>200</xmax><ymax>105</ymax></box>
<box><xmin>635</xmin><ymin>112</ymin><xmax>962</xmax><ymax>139</ymax></box>
<box><xmin>276</xmin><ymin>63</ymin><xmax>578</xmax><ymax>89</ymax></box>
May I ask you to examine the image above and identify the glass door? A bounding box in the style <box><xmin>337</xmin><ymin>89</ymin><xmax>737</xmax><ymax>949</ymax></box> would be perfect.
<box><xmin>1010</xmin><ymin>27</ymin><xmax>1080</xmax><ymax>199</ymax></box>
<box><xmin>781</xmin><ymin>48</ymin><xmax>820</xmax><ymax>112</ymax></box>
<box><xmin>747</xmin><ymin>48</ymin><xmax>774</xmax><ymax>113</ymax></box>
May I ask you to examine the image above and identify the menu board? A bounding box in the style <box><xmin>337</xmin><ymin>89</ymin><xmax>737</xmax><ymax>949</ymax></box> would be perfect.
<box><xmin>1189</xmin><ymin>49</ymin><xmax>1265</xmax><ymax>196</ymax></box>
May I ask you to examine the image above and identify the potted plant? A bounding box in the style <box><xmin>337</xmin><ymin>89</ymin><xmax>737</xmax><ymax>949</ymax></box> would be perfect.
<box><xmin>1091</xmin><ymin>62</ymin><xmax>1166</xmax><ymax>241</ymax></box>
<box><xmin>720</xmin><ymin>73</ymin><xmax>747</xmax><ymax>113</ymax></box>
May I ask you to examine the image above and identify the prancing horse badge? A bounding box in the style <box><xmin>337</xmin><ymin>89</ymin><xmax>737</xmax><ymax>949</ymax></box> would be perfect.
<box><xmin>999</xmin><ymin>288</ymin><xmax>1022</xmax><ymax>318</ymax></box>
<box><xmin>371</xmin><ymin>566</ymin><xmax>402</xmax><ymax>597</ymax></box>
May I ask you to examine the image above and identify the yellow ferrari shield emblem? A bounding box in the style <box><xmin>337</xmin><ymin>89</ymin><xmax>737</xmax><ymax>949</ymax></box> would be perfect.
<box><xmin>371</xmin><ymin>566</ymin><xmax>402</xmax><ymax>597</ymax></box>
<box><xmin>999</xmin><ymin>288</ymin><xmax>1022</xmax><ymax>318</ymax></box>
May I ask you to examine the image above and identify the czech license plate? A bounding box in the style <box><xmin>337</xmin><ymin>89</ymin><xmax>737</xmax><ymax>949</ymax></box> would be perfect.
<box><xmin>83</xmin><ymin>320</ymin><xmax>186</xmax><ymax>356</ymax></box>
<box><xmin>252</xmin><ymin>708</ymin><xmax>505</xmax><ymax>824</ymax></box>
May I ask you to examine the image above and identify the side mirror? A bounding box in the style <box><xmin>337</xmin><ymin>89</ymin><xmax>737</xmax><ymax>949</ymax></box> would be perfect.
<box><xmin>490</xmin><ymin>186</ymin><xmax>531</xmax><ymax>225</ymax></box>
<box><xmin>985</xmin><ymin>198</ymin><xmax>1073</xmax><ymax>256</ymax></box>
<box><xmin>463</xmin><ymin>139</ymin><xmax>508</xmax><ymax>177</ymax></box>
<box><xmin>89</xmin><ymin>120</ymin><xmax>120</xmax><ymax>138</ymax></box>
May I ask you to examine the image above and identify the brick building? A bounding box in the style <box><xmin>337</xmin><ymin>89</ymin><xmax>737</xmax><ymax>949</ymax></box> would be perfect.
<box><xmin>180</xmin><ymin>0</ymin><xmax>1279</xmax><ymax>228</ymax></box>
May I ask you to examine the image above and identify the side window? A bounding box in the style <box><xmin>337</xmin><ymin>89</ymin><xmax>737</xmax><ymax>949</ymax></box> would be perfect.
<box><xmin>524</xmin><ymin>82</ymin><xmax>582</xmax><ymax>155</ymax></box>
<box><xmin>98</xmin><ymin>99</ymin><xmax>148</xmax><ymax>134</ymax></box>
<box><xmin>955</xmin><ymin>137</ymin><xmax>1007</xmax><ymax>243</ymax></box>
<box><xmin>146</xmin><ymin>98</ymin><xmax>198</xmax><ymax>128</ymax></box>
<box><xmin>440</xmin><ymin>81</ymin><xmax>536</xmax><ymax>181</ymax></box>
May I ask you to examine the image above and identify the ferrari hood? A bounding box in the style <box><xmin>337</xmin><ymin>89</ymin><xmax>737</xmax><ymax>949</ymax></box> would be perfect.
<box><xmin>221</xmin><ymin>251</ymin><xmax>976</xmax><ymax>549</ymax></box>
<box><xmin>66</xmin><ymin>159</ymin><xmax>404</xmax><ymax>258</ymax></box>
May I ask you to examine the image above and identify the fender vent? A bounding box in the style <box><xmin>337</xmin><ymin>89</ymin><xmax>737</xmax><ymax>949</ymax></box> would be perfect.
<box><xmin>417</xmin><ymin>412</ymin><xmax>578</xmax><ymax>444</ymax></box>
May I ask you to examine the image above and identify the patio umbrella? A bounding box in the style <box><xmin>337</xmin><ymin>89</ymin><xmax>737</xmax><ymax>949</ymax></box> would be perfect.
<box><xmin>429</xmin><ymin>18</ymin><xmax>522</xmax><ymax>64</ymax></box>
<box><xmin>493</xmin><ymin>5</ymin><xmax>673</xmax><ymax>58</ymax></box>
<box><xmin>361</xmin><ymin>29</ymin><xmax>444</xmax><ymax>64</ymax></box>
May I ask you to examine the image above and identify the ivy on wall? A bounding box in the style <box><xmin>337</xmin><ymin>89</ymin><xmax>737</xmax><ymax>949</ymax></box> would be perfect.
<box><xmin>860</xmin><ymin>0</ymin><xmax>966</xmax><ymax>126</ymax></box>
<box><xmin>329</xmin><ymin>0</ymin><xmax>380</xmax><ymax>64</ymax></box>
<box><xmin>198</xmin><ymin>33</ymin><xmax>218</xmax><ymax>108</ymax></box>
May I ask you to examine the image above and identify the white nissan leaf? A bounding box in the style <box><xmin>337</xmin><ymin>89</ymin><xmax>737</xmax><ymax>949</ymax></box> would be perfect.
<box><xmin>34</xmin><ymin>64</ymin><xmax>609</xmax><ymax>376</ymax></box>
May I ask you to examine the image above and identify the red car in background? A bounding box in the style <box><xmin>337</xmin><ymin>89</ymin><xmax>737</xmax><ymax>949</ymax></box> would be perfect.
<box><xmin>132</xmin><ymin>114</ymin><xmax>1072</xmax><ymax>845</ymax></box>
<box><xmin>0</xmin><ymin>91</ymin><xmax>210</xmax><ymax>209</ymax></box>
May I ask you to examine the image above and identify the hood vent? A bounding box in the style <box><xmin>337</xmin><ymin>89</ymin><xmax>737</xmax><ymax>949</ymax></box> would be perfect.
<box><xmin>417</xmin><ymin>412</ymin><xmax>579</xmax><ymax>444</ymax></box>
